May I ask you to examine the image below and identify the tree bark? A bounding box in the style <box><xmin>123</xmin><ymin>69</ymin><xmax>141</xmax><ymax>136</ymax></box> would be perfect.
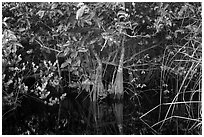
<box><xmin>112</xmin><ymin>35</ymin><xmax>125</xmax><ymax>100</ymax></box>
<box><xmin>91</xmin><ymin>46</ymin><xmax>104</xmax><ymax>102</ymax></box>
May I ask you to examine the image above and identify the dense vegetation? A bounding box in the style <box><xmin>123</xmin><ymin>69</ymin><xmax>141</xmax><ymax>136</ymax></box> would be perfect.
<box><xmin>2</xmin><ymin>2</ymin><xmax>201</xmax><ymax>135</ymax></box>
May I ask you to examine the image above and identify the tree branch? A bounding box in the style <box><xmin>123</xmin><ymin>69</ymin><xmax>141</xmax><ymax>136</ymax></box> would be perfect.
<box><xmin>124</xmin><ymin>44</ymin><xmax>159</xmax><ymax>64</ymax></box>
<box><xmin>35</xmin><ymin>39</ymin><xmax>60</xmax><ymax>53</ymax></box>
<box><xmin>122</xmin><ymin>32</ymin><xmax>151</xmax><ymax>38</ymax></box>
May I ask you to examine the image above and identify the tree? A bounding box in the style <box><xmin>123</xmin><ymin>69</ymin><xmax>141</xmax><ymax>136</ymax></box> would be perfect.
<box><xmin>2</xmin><ymin>2</ymin><xmax>201</xmax><ymax>135</ymax></box>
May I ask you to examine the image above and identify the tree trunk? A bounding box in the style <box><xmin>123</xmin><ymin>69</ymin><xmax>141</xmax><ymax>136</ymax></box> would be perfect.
<box><xmin>112</xmin><ymin>36</ymin><xmax>125</xmax><ymax>100</ymax></box>
<box><xmin>91</xmin><ymin>46</ymin><xmax>104</xmax><ymax>102</ymax></box>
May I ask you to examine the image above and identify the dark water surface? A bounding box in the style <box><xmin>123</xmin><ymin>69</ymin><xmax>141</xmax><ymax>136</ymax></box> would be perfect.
<box><xmin>2</xmin><ymin>90</ymin><xmax>176</xmax><ymax>135</ymax></box>
<box><xmin>56</xmin><ymin>91</ymin><xmax>159</xmax><ymax>135</ymax></box>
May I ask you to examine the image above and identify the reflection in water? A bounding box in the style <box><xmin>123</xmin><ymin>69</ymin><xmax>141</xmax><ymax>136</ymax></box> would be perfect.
<box><xmin>89</xmin><ymin>101</ymin><xmax>117</xmax><ymax>134</ymax></box>
<box><xmin>3</xmin><ymin>91</ymin><xmax>158</xmax><ymax>134</ymax></box>
<box><xmin>89</xmin><ymin>101</ymin><xmax>124</xmax><ymax>134</ymax></box>
<box><xmin>5</xmin><ymin>87</ymin><xmax>199</xmax><ymax>134</ymax></box>
<box><xmin>113</xmin><ymin>102</ymin><xmax>123</xmax><ymax>134</ymax></box>
<box><xmin>59</xmin><ymin>92</ymin><xmax>144</xmax><ymax>134</ymax></box>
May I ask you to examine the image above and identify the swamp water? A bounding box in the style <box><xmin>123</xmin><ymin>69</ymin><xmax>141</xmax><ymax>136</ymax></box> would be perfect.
<box><xmin>53</xmin><ymin>91</ymin><xmax>160</xmax><ymax>135</ymax></box>
<box><xmin>3</xmin><ymin>90</ymin><xmax>191</xmax><ymax>135</ymax></box>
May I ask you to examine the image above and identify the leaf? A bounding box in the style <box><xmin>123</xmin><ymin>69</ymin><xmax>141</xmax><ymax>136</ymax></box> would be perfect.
<box><xmin>72</xmin><ymin>36</ymin><xmax>78</xmax><ymax>41</ymax></box>
<box><xmin>57</xmin><ymin>52</ymin><xmax>65</xmax><ymax>57</ymax></box>
<box><xmin>73</xmin><ymin>70</ymin><xmax>79</xmax><ymax>76</ymax></box>
<box><xmin>82</xmin><ymin>84</ymin><xmax>90</xmax><ymax>92</ymax></box>
<box><xmin>18</xmin><ymin>28</ymin><xmax>26</xmax><ymax>32</ymax></box>
<box><xmin>71</xmin><ymin>19</ymin><xmax>77</xmax><ymax>28</ymax></box>
<box><xmin>14</xmin><ymin>42</ymin><xmax>23</xmax><ymax>48</ymax></box>
<box><xmin>166</xmin><ymin>20</ymin><xmax>172</xmax><ymax>27</ymax></box>
<box><xmin>57</xmin><ymin>24</ymin><xmax>63</xmax><ymax>32</ymax></box>
<box><xmin>85</xmin><ymin>19</ymin><xmax>92</xmax><ymax>25</ymax></box>
<box><xmin>94</xmin><ymin>17</ymin><xmax>102</xmax><ymax>28</ymax></box>
<box><xmin>3</xmin><ymin>17</ymin><xmax>12</xmax><ymax>22</ymax></box>
<box><xmin>63</xmin><ymin>47</ymin><xmax>70</xmax><ymax>56</ymax></box>
<box><xmin>75</xmin><ymin>59</ymin><xmax>81</xmax><ymax>66</ymax></box>
<box><xmin>69</xmin><ymin>82</ymin><xmax>78</xmax><ymax>88</ymax></box>
<box><xmin>29</xmin><ymin>36</ymin><xmax>35</xmax><ymax>43</ymax></box>
<box><xmin>117</xmin><ymin>10</ymin><xmax>128</xmax><ymax>19</ymax></box>
<box><xmin>2</xmin><ymin>22</ymin><xmax>8</xmax><ymax>28</ymax></box>
<box><xmin>82</xmin><ymin>78</ymin><xmax>91</xmax><ymax>85</ymax></box>
<box><xmin>7</xmin><ymin>31</ymin><xmax>17</xmax><ymax>41</ymax></box>
<box><xmin>66</xmin><ymin>58</ymin><xmax>72</xmax><ymax>64</ymax></box>
<box><xmin>89</xmin><ymin>11</ymin><xmax>95</xmax><ymax>19</ymax></box>
<box><xmin>76</xmin><ymin>5</ymin><xmax>88</xmax><ymax>20</ymax></box>
<box><xmin>70</xmin><ymin>51</ymin><xmax>78</xmax><ymax>58</ymax></box>
<box><xmin>60</xmin><ymin>61</ymin><xmax>69</xmax><ymax>68</ymax></box>
<box><xmin>57</xmin><ymin>10</ymin><xmax>64</xmax><ymax>15</ymax></box>
<box><xmin>77</xmin><ymin>2</ymin><xmax>84</xmax><ymax>8</ymax></box>
<box><xmin>78</xmin><ymin>47</ymin><xmax>88</xmax><ymax>52</ymax></box>
<box><xmin>89</xmin><ymin>37</ymin><xmax>99</xmax><ymax>45</ymax></box>
<box><xmin>51</xmin><ymin>3</ymin><xmax>58</xmax><ymax>9</ymax></box>
<box><xmin>36</xmin><ymin>10</ymin><xmax>45</xmax><ymax>18</ymax></box>
<box><xmin>11</xmin><ymin>45</ymin><xmax>17</xmax><ymax>53</ymax></box>
<box><xmin>178</xmin><ymin>5</ymin><xmax>187</xmax><ymax>17</ymax></box>
<box><xmin>26</xmin><ymin>19</ymin><xmax>31</xmax><ymax>29</ymax></box>
<box><xmin>174</xmin><ymin>29</ymin><xmax>184</xmax><ymax>38</ymax></box>
<box><xmin>10</xmin><ymin>6</ymin><xmax>18</xmax><ymax>11</ymax></box>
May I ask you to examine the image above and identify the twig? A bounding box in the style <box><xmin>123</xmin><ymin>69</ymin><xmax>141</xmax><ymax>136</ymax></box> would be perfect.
<box><xmin>139</xmin><ymin>117</ymin><xmax>158</xmax><ymax>135</ymax></box>
<box><xmin>35</xmin><ymin>39</ymin><xmax>60</xmax><ymax>53</ymax></box>
<box><xmin>2</xmin><ymin>106</ymin><xmax>17</xmax><ymax>117</ymax></box>
<box><xmin>124</xmin><ymin>44</ymin><xmax>159</xmax><ymax>64</ymax></box>
<box><xmin>100</xmin><ymin>39</ymin><xmax>107</xmax><ymax>51</ymax></box>
<box><xmin>140</xmin><ymin>104</ymin><xmax>160</xmax><ymax>119</ymax></box>
<box><xmin>102</xmin><ymin>60</ymin><xmax>159</xmax><ymax>72</ymax></box>
<box><xmin>162</xmin><ymin>101</ymin><xmax>201</xmax><ymax>105</ymax></box>
<box><xmin>122</xmin><ymin>32</ymin><xmax>151</xmax><ymax>38</ymax></box>
<box><xmin>151</xmin><ymin>115</ymin><xmax>201</xmax><ymax>128</ymax></box>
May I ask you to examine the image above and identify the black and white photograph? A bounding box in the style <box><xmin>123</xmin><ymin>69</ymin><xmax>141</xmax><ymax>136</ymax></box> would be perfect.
<box><xmin>1</xmin><ymin>1</ymin><xmax>202</xmax><ymax>135</ymax></box>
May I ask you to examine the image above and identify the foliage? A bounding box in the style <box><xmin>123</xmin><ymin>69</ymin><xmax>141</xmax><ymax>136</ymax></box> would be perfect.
<box><xmin>2</xmin><ymin>2</ymin><xmax>201</xmax><ymax>135</ymax></box>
